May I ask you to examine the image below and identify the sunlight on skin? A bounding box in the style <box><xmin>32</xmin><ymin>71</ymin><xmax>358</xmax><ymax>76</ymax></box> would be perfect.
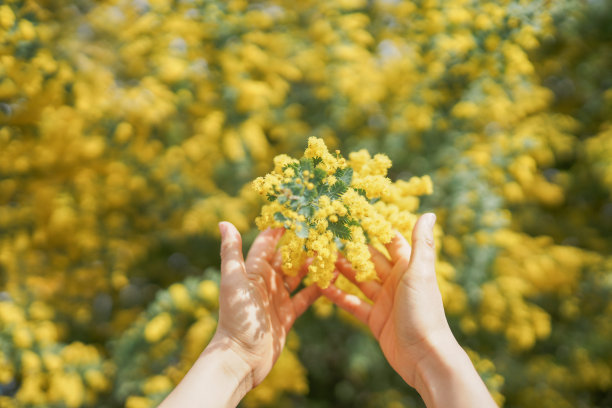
<box><xmin>159</xmin><ymin>222</ymin><xmax>320</xmax><ymax>408</ymax></box>
<box><xmin>160</xmin><ymin>214</ymin><xmax>497</xmax><ymax>408</ymax></box>
<box><xmin>322</xmin><ymin>214</ymin><xmax>498</xmax><ymax>408</ymax></box>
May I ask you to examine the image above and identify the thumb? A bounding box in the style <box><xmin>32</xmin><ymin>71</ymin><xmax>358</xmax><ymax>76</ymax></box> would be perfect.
<box><xmin>405</xmin><ymin>213</ymin><xmax>437</xmax><ymax>282</ymax></box>
<box><xmin>219</xmin><ymin>221</ymin><xmax>246</xmax><ymax>283</ymax></box>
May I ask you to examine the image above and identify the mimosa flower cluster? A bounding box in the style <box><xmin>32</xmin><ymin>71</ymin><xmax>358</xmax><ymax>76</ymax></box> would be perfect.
<box><xmin>1</xmin><ymin>0</ymin><xmax>611</xmax><ymax>406</ymax></box>
<box><xmin>253</xmin><ymin>137</ymin><xmax>432</xmax><ymax>288</ymax></box>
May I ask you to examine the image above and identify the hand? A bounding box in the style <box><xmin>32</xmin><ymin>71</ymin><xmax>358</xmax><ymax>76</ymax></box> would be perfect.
<box><xmin>211</xmin><ymin>221</ymin><xmax>320</xmax><ymax>387</ymax></box>
<box><xmin>160</xmin><ymin>222</ymin><xmax>320</xmax><ymax>408</ymax></box>
<box><xmin>322</xmin><ymin>213</ymin><xmax>450</xmax><ymax>386</ymax></box>
<box><xmin>323</xmin><ymin>214</ymin><xmax>497</xmax><ymax>408</ymax></box>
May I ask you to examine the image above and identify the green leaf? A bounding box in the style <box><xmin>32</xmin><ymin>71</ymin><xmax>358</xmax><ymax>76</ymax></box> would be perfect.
<box><xmin>328</xmin><ymin>220</ymin><xmax>352</xmax><ymax>240</ymax></box>
<box><xmin>303</xmin><ymin>184</ymin><xmax>318</xmax><ymax>201</ymax></box>
<box><xmin>274</xmin><ymin>212</ymin><xmax>288</xmax><ymax>222</ymax></box>
<box><xmin>289</xmin><ymin>181</ymin><xmax>303</xmax><ymax>196</ymax></box>
<box><xmin>318</xmin><ymin>184</ymin><xmax>329</xmax><ymax>197</ymax></box>
<box><xmin>284</xmin><ymin>162</ymin><xmax>300</xmax><ymax>174</ymax></box>
<box><xmin>333</xmin><ymin>236</ymin><xmax>346</xmax><ymax>251</ymax></box>
<box><xmin>313</xmin><ymin>168</ymin><xmax>327</xmax><ymax>183</ymax></box>
<box><xmin>346</xmin><ymin>217</ymin><xmax>361</xmax><ymax>227</ymax></box>
<box><xmin>363</xmin><ymin>229</ymin><xmax>372</xmax><ymax>244</ymax></box>
<box><xmin>354</xmin><ymin>188</ymin><xmax>367</xmax><ymax>197</ymax></box>
<box><xmin>299</xmin><ymin>157</ymin><xmax>314</xmax><ymax>175</ymax></box>
<box><xmin>266</xmin><ymin>193</ymin><xmax>276</xmax><ymax>202</ymax></box>
<box><xmin>335</xmin><ymin>167</ymin><xmax>353</xmax><ymax>185</ymax></box>
<box><xmin>325</xmin><ymin>181</ymin><xmax>348</xmax><ymax>200</ymax></box>
<box><xmin>312</xmin><ymin>156</ymin><xmax>323</xmax><ymax>167</ymax></box>
<box><xmin>298</xmin><ymin>205</ymin><xmax>315</xmax><ymax>218</ymax></box>
<box><xmin>295</xmin><ymin>221</ymin><xmax>310</xmax><ymax>238</ymax></box>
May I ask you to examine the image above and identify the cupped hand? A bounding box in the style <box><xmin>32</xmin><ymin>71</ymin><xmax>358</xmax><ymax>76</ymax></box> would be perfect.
<box><xmin>210</xmin><ymin>222</ymin><xmax>320</xmax><ymax>388</ymax></box>
<box><xmin>322</xmin><ymin>213</ymin><xmax>453</xmax><ymax>387</ymax></box>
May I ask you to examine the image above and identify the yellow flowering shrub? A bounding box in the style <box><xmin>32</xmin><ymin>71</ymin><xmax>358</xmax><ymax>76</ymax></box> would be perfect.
<box><xmin>253</xmin><ymin>137</ymin><xmax>432</xmax><ymax>287</ymax></box>
<box><xmin>1</xmin><ymin>0</ymin><xmax>611</xmax><ymax>406</ymax></box>
<box><xmin>112</xmin><ymin>271</ymin><xmax>307</xmax><ymax>408</ymax></box>
<box><xmin>0</xmin><ymin>295</ymin><xmax>111</xmax><ymax>408</ymax></box>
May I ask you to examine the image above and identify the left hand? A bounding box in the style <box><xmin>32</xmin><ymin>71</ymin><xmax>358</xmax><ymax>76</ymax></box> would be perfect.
<box><xmin>210</xmin><ymin>221</ymin><xmax>320</xmax><ymax>388</ymax></box>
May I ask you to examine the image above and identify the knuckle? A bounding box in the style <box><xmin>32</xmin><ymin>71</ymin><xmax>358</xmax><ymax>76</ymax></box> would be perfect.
<box><xmin>221</xmin><ymin>237</ymin><xmax>240</xmax><ymax>255</ymax></box>
<box><xmin>420</xmin><ymin>235</ymin><xmax>435</xmax><ymax>250</ymax></box>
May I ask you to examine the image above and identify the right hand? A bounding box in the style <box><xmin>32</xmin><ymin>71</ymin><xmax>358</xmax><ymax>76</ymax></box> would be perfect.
<box><xmin>322</xmin><ymin>213</ymin><xmax>454</xmax><ymax>387</ymax></box>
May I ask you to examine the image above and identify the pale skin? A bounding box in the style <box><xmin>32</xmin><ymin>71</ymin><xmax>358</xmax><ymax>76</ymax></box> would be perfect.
<box><xmin>160</xmin><ymin>214</ymin><xmax>498</xmax><ymax>408</ymax></box>
<box><xmin>159</xmin><ymin>222</ymin><xmax>320</xmax><ymax>408</ymax></box>
<box><xmin>322</xmin><ymin>213</ymin><xmax>498</xmax><ymax>408</ymax></box>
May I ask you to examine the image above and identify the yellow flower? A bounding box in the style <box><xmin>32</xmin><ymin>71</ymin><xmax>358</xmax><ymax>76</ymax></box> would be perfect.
<box><xmin>13</xmin><ymin>326</ymin><xmax>32</xmax><ymax>349</ymax></box>
<box><xmin>20</xmin><ymin>350</ymin><xmax>41</xmax><ymax>374</ymax></box>
<box><xmin>143</xmin><ymin>375</ymin><xmax>173</xmax><ymax>395</ymax></box>
<box><xmin>85</xmin><ymin>369</ymin><xmax>109</xmax><ymax>392</ymax></box>
<box><xmin>0</xmin><ymin>6</ymin><xmax>15</xmax><ymax>29</ymax></box>
<box><xmin>197</xmin><ymin>280</ymin><xmax>219</xmax><ymax>306</ymax></box>
<box><xmin>255</xmin><ymin>137</ymin><xmax>432</xmax><ymax>287</ymax></box>
<box><xmin>279</xmin><ymin>230</ymin><xmax>308</xmax><ymax>276</ymax></box>
<box><xmin>144</xmin><ymin>313</ymin><xmax>173</xmax><ymax>343</ymax></box>
<box><xmin>169</xmin><ymin>283</ymin><xmax>192</xmax><ymax>311</ymax></box>
<box><xmin>126</xmin><ymin>396</ymin><xmax>154</xmax><ymax>408</ymax></box>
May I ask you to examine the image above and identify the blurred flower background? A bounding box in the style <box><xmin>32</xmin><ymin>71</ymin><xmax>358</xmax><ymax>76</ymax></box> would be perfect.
<box><xmin>0</xmin><ymin>0</ymin><xmax>611</xmax><ymax>407</ymax></box>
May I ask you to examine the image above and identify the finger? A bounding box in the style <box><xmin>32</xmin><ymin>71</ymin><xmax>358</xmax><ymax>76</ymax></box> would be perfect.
<box><xmin>271</xmin><ymin>270</ymin><xmax>290</xmax><ymax>308</ymax></box>
<box><xmin>245</xmin><ymin>228</ymin><xmax>284</xmax><ymax>269</ymax></box>
<box><xmin>384</xmin><ymin>231</ymin><xmax>413</xmax><ymax>291</ymax></box>
<box><xmin>384</xmin><ymin>230</ymin><xmax>412</xmax><ymax>266</ymax></box>
<box><xmin>321</xmin><ymin>284</ymin><xmax>372</xmax><ymax>326</ymax></box>
<box><xmin>290</xmin><ymin>284</ymin><xmax>321</xmax><ymax>325</ymax></box>
<box><xmin>335</xmin><ymin>256</ymin><xmax>381</xmax><ymax>301</ymax></box>
<box><xmin>219</xmin><ymin>221</ymin><xmax>247</xmax><ymax>284</ymax></box>
<box><xmin>404</xmin><ymin>213</ymin><xmax>437</xmax><ymax>285</ymax></box>
<box><xmin>285</xmin><ymin>258</ymin><xmax>312</xmax><ymax>293</ymax></box>
<box><xmin>369</xmin><ymin>246</ymin><xmax>392</xmax><ymax>281</ymax></box>
<box><xmin>271</xmin><ymin>250</ymin><xmax>283</xmax><ymax>271</ymax></box>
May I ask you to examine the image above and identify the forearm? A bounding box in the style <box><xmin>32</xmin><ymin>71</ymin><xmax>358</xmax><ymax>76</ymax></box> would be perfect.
<box><xmin>413</xmin><ymin>335</ymin><xmax>498</xmax><ymax>408</ymax></box>
<box><xmin>159</xmin><ymin>338</ymin><xmax>253</xmax><ymax>408</ymax></box>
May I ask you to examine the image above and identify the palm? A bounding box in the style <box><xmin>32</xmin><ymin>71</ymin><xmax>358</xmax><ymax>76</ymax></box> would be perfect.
<box><xmin>372</xmin><ymin>266</ymin><xmax>439</xmax><ymax>385</ymax></box>
<box><xmin>216</xmin><ymin>223</ymin><xmax>319</xmax><ymax>386</ymax></box>
<box><xmin>323</xmin><ymin>215</ymin><xmax>450</xmax><ymax>387</ymax></box>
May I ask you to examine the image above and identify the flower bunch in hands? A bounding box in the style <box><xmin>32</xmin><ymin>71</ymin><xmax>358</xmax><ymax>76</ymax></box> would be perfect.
<box><xmin>162</xmin><ymin>212</ymin><xmax>498</xmax><ymax>408</ymax></box>
<box><xmin>163</xmin><ymin>140</ymin><xmax>498</xmax><ymax>408</ymax></box>
<box><xmin>253</xmin><ymin>137</ymin><xmax>433</xmax><ymax>288</ymax></box>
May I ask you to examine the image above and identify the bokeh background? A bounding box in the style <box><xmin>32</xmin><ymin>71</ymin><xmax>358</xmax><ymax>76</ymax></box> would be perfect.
<box><xmin>1</xmin><ymin>0</ymin><xmax>611</xmax><ymax>407</ymax></box>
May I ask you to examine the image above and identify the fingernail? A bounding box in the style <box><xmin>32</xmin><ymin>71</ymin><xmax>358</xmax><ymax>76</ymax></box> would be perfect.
<box><xmin>424</xmin><ymin>213</ymin><xmax>436</xmax><ymax>228</ymax></box>
<box><xmin>218</xmin><ymin>222</ymin><xmax>226</xmax><ymax>239</ymax></box>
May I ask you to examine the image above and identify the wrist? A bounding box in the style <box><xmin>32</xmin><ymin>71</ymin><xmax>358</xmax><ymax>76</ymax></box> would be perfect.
<box><xmin>413</xmin><ymin>333</ymin><xmax>469</xmax><ymax>404</ymax></box>
<box><xmin>202</xmin><ymin>335</ymin><xmax>255</xmax><ymax>395</ymax></box>
<box><xmin>412</xmin><ymin>333</ymin><xmax>497</xmax><ymax>408</ymax></box>
<box><xmin>159</xmin><ymin>335</ymin><xmax>254</xmax><ymax>408</ymax></box>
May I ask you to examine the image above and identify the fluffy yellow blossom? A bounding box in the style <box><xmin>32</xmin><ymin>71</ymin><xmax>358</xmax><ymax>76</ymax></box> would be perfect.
<box><xmin>0</xmin><ymin>6</ymin><xmax>15</xmax><ymax>29</ymax></box>
<box><xmin>143</xmin><ymin>375</ymin><xmax>173</xmax><ymax>395</ymax></box>
<box><xmin>303</xmin><ymin>136</ymin><xmax>343</xmax><ymax>173</ymax></box>
<box><xmin>126</xmin><ymin>396</ymin><xmax>154</xmax><ymax>408</ymax></box>
<box><xmin>144</xmin><ymin>313</ymin><xmax>173</xmax><ymax>343</ymax></box>
<box><xmin>169</xmin><ymin>283</ymin><xmax>192</xmax><ymax>311</ymax></box>
<box><xmin>254</xmin><ymin>137</ymin><xmax>432</xmax><ymax>287</ymax></box>
<box><xmin>85</xmin><ymin>369</ymin><xmax>109</xmax><ymax>392</ymax></box>
<box><xmin>1</xmin><ymin>0</ymin><xmax>610</xmax><ymax>406</ymax></box>
<box><xmin>12</xmin><ymin>326</ymin><xmax>32</xmax><ymax>348</ymax></box>
<box><xmin>197</xmin><ymin>280</ymin><xmax>219</xmax><ymax>306</ymax></box>
<box><xmin>276</xmin><ymin>230</ymin><xmax>306</xmax><ymax>277</ymax></box>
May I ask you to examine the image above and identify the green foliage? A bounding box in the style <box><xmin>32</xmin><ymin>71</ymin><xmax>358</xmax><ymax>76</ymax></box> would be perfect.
<box><xmin>265</xmin><ymin>156</ymin><xmax>360</xmax><ymax>241</ymax></box>
<box><xmin>0</xmin><ymin>0</ymin><xmax>611</xmax><ymax>406</ymax></box>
